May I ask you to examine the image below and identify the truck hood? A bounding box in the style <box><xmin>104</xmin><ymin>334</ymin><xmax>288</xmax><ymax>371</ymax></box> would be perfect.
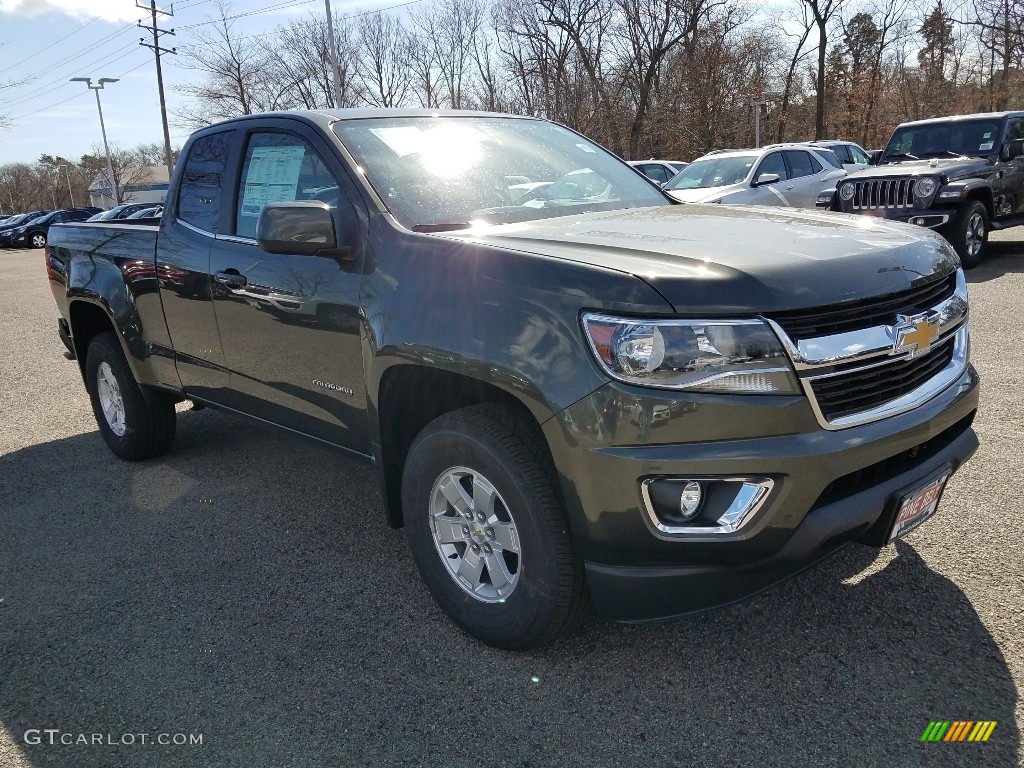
<box><xmin>445</xmin><ymin>204</ymin><xmax>959</xmax><ymax>314</ymax></box>
<box><xmin>850</xmin><ymin>157</ymin><xmax>993</xmax><ymax>180</ymax></box>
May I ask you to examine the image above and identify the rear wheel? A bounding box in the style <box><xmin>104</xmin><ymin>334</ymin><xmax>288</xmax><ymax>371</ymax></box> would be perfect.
<box><xmin>944</xmin><ymin>201</ymin><xmax>988</xmax><ymax>269</ymax></box>
<box><xmin>85</xmin><ymin>332</ymin><xmax>176</xmax><ymax>460</ymax></box>
<box><xmin>401</xmin><ymin>405</ymin><xmax>587</xmax><ymax>649</ymax></box>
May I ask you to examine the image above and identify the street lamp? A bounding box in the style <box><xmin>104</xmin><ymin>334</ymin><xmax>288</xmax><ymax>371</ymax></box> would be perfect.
<box><xmin>70</xmin><ymin>77</ymin><xmax>119</xmax><ymax>206</ymax></box>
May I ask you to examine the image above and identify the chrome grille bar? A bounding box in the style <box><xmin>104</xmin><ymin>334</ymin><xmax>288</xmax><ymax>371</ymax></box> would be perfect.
<box><xmin>850</xmin><ymin>178</ymin><xmax>916</xmax><ymax>211</ymax></box>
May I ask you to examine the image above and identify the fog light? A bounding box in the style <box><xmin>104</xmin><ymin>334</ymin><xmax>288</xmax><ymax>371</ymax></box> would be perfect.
<box><xmin>680</xmin><ymin>481</ymin><xmax>703</xmax><ymax>519</ymax></box>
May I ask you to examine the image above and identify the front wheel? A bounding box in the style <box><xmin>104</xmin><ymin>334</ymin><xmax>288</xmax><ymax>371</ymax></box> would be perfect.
<box><xmin>944</xmin><ymin>201</ymin><xmax>988</xmax><ymax>268</ymax></box>
<box><xmin>30</xmin><ymin>232</ymin><xmax>46</xmax><ymax>249</ymax></box>
<box><xmin>402</xmin><ymin>405</ymin><xmax>587</xmax><ymax>649</ymax></box>
<box><xmin>85</xmin><ymin>332</ymin><xmax>176</xmax><ymax>460</ymax></box>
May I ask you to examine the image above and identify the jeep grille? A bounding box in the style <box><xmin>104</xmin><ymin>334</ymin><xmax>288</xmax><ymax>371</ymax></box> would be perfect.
<box><xmin>849</xmin><ymin>178</ymin><xmax>916</xmax><ymax>210</ymax></box>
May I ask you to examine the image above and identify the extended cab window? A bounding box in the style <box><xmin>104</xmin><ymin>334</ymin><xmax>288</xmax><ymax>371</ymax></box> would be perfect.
<box><xmin>178</xmin><ymin>132</ymin><xmax>230</xmax><ymax>233</ymax></box>
<box><xmin>235</xmin><ymin>132</ymin><xmax>344</xmax><ymax>239</ymax></box>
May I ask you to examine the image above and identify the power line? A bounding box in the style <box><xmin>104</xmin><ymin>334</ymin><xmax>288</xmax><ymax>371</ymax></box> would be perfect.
<box><xmin>0</xmin><ymin>15</ymin><xmax>101</xmax><ymax>76</ymax></box>
<box><xmin>0</xmin><ymin>42</ymin><xmax>141</xmax><ymax>109</ymax></box>
<box><xmin>8</xmin><ymin>58</ymin><xmax>151</xmax><ymax>122</ymax></box>
<box><xmin>173</xmin><ymin>0</ymin><xmax>426</xmax><ymax>49</ymax></box>
<box><xmin>176</xmin><ymin>0</ymin><xmax>320</xmax><ymax>31</ymax></box>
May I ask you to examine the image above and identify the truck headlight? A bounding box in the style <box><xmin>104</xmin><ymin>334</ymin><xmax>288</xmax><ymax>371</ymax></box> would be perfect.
<box><xmin>838</xmin><ymin>183</ymin><xmax>855</xmax><ymax>201</ymax></box>
<box><xmin>582</xmin><ymin>314</ymin><xmax>800</xmax><ymax>394</ymax></box>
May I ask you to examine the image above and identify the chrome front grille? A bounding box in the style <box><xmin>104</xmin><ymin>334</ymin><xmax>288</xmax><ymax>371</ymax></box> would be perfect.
<box><xmin>850</xmin><ymin>178</ymin><xmax>915</xmax><ymax>210</ymax></box>
<box><xmin>765</xmin><ymin>269</ymin><xmax>970</xmax><ymax>430</ymax></box>
<box><xmin>808</xmin><ymin>336</ymin><xmax>956</xmax><ymax>421</ymax></box>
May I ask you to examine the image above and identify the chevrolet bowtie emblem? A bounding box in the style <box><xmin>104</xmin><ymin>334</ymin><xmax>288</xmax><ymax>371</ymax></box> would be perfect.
<box><xmin>892</xmin><ymin>313</ymin><xmax>940</xmax><ymax>357</ymax></box>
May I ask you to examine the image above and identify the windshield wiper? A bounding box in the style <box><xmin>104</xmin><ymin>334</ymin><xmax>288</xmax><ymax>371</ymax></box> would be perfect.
<box><xmin>411</xmin><ymin>222</ymin><xmax>473</xmax><ymax>232</ymax></box>
<box><xmin>884</xmin><ymin>152</ymin><xmax>919</xmax><ymax>161</ymax></box>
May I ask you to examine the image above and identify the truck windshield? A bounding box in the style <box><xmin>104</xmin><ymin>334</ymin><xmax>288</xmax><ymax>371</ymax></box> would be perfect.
<box><xmin>882</xmin><ymin>119</ymin><xmax>1003</xmax><ymax>161</ymax></box>
<box><xmin>663</xmin><ymin>155</ymin><xmax>756</xmax><ymax>190</ymax></box>
<box><xmin>332</xmin><ymin>116</ymin><xmax>668</xmax><ymax>230</ymax></box>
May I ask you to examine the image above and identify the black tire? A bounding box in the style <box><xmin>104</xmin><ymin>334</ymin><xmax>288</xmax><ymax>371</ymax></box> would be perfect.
<box><xmin>402</xmin><ymin>404</ymin><xmax>588</xmax><ymax>650</ymax></box>
<box><xmin>943</xmin><ymin>200</ymin><xmax>988</xmax><ymax>269</ymax></box>
<box><xmin>85</xmin><ymin>332</ymin><xmax>176</xmax><ymax>460</ymax></box>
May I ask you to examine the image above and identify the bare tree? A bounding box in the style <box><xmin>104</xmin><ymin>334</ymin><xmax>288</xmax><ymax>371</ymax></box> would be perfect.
<box><xmin>174</xmin><ymin>0</ymin><xmax>283</xmax><ymax>128</ymax></box>
<box><xmin>357</xmin><ymin>11</ymin><xmax>412</xmax><ymax>107</ymax></box>
<box><xmin>803</xmin><ymin>0</ymin><xmax>846</xmax><ymax>138</ymax></box>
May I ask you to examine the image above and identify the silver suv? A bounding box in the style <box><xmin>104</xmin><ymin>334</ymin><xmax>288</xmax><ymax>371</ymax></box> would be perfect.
<box><xmin>663</xmin><ymin>145</ymin><xmax>846</xmax><ymax>208</ymax></box>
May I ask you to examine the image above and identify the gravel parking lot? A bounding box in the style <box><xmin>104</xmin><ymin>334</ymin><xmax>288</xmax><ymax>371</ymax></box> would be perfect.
<box><xmin>1</xmin><ymin>233</ymin><xmax>1022</xmax><ymax>768</ymax></box>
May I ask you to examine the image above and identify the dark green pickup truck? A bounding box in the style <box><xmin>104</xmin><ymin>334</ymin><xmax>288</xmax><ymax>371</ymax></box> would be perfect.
<box><xmin>46</xmin><ymin>109</ymin><xmax>979</xmax><ymax>649</ymax></box>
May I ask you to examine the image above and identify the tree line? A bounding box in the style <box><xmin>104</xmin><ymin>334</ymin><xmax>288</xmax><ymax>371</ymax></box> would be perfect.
<box><xmin>175</xmin><ymin>0</ymin><xmax>1022</xmax><ymax>160</ymax></box>
<box><xmin>0</xmin><ymin>144</ymin><xmax>177</xmax><ymax>216</ymax></box>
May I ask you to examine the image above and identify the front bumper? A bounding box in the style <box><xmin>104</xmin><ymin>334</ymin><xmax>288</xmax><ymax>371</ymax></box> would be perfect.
<box><xmin>841</xmin><ymin>206</ymin><xmax>956</xmax><ymax>229</ymax></box>
<box><xmin>543</xmin><ymin>363</ymin><xmax>979</xmax><ymax>621</ymax></box>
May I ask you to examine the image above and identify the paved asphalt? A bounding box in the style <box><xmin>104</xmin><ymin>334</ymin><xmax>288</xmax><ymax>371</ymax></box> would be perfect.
<box><xmin>1</xmin><ymin>232</ymin><xmax>1021</xmax><ymax>768</ymax></box>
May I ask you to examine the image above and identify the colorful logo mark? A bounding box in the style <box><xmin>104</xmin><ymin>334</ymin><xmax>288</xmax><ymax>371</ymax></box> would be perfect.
<box><xmin>921</xmin><ymin>721</ymin><xmax>997</xmax><ymax>742</ymax></box>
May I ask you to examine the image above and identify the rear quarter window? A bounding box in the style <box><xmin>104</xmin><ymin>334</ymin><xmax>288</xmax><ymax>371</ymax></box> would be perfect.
<box><xmin>177</xmin><ymin>131</ymin><xmax>231</xmax><ymax>233</ymax></box>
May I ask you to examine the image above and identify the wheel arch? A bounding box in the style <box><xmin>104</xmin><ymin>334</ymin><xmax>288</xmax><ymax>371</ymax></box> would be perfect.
<box><xmin>373</xmin><ymin>364</ymin><xmax>556</xmax><ymax>529</ymax></box>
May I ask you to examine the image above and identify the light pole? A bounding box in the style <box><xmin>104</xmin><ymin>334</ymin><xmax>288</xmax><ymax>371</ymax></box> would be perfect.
<box><xmin>324</xmin><ymin>0</ymin><xmax>343</xmax><ymax>107</ymax></box>
<box><xmin>70</xmin><ymin>77</ymin><xmax>119</xmax><ymax>206</ymax></box>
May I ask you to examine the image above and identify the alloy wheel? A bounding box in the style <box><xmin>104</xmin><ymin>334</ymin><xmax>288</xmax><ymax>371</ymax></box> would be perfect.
<box><xmin>428</xmin><ymin>466</ymin><xmax>521</xmax><ymax>602</ymax></box>
<box><xmin>96</xmin><ymin>361</ymin><xmax>127</xmax><ymax>436</ymax></box>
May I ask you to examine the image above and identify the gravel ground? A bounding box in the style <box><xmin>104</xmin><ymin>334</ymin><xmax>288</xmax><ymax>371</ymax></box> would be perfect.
<box><xmin>1</xmin><ymin>233</ymin><xmax>1021</xmax><ymax>768</ymax></box>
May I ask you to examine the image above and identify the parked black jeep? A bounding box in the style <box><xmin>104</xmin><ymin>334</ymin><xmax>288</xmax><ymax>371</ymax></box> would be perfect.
<box><xmin>823</xmin><ymin>111</ymin><xmax>1024</xmax><ymax>267</ymax></box>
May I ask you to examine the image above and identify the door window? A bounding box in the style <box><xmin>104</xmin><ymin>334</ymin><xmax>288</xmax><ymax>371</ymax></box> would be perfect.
<box><xmin>784</xmin><ymin>150</ymin><xmax>817</xmax><ymax>178</ymax></box>
<box><xmin>848</xmin><ymin>145</ymin><xmax>870</xmax><ymax>164</ymax></box>
<box><xmin>177</xmin><ymin>131</ymin><xmax>231</xmax><ymax>233</ymax></box>
<box><xmin>754</xmin><ymin>152</ymin><xmax>787</xmax><ymax>181</ymax></box>
<box><xmin>235</xmin><ymin>132</ymin><xmax>348</xmax><ymax>239</ymax></box>
<box><xmin>641</xmin><ymin>164</ymin><xmax>670</xmax><ymax>183</ymax></box>
<box><xmin>832</xmin><ymin>145</ymin><xmax>852</xmax><ymax>163</ymax></box>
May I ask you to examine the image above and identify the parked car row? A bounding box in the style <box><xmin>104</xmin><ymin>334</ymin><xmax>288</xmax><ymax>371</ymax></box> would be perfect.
<box><xmin>0</xmin><ymin>202</ymin><xmax>165</xmax><ymax>248</ymax></box>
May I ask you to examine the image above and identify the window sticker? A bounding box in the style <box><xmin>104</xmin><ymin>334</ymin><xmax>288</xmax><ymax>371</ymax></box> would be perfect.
<box><xmin>982</xmin><ymin>131</ymin><xmax>993</xmax><ymax>139</ymax></box>
<box><xmin>979</xmin><ymin>141</ymin><xmax>994</xmax><ymax>151</ymax></box>
<box><xmin>240</xmin><ymin>146</ymin><xmax>306</xmax><ymax>217</ymax></box>
<box><xmin>575</xmin><ymin>143</ymin><xmax>597</xmax><ymax>153</ymax></box>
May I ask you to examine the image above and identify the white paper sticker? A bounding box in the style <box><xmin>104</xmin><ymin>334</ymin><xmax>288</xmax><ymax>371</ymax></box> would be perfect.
<box><xmin>240</xmin><ymin>146</ymin><xmax>306</xmax><ymax>217</ymax></box>
<box><xmin>575</xmin><ymin>143</ymin><xmax>597</xmax><ymax>153</ymax></box>
<box><xmin>979</xmin><ymin>141</ymin><xmax>994</xmax><ymax>151</ymax></box>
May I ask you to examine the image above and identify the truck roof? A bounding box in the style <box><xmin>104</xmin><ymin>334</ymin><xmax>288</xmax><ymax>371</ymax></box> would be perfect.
<box><xmin>897</xmin><ymin>111</ymin><xmax>1024</xmax><ymax>128</ymax></box>
<box><xmin>204</xmin><ymin>108</ymin><xmax>538</xmax><ymax>128</ymax></box>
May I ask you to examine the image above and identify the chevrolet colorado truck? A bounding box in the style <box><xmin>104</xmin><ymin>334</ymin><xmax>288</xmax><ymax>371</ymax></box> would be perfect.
<box><xmin>823</xmin><ymin>111</ymin><xmax>1024</xmax><ymax>268</ymax></box>
<box><xmin>46</xmin><ymin>109</ymin><xmax>979</xmax><ymax>649</ymax></box>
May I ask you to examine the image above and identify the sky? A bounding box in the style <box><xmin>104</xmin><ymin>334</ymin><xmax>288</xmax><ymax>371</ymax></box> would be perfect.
<box><xmin>0</xmin><ymin>0</ymin><xmax>394</xmax><ymax>165</ymax></box>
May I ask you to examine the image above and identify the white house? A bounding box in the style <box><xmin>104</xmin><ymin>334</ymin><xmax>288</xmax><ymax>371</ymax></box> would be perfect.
<box><xmin>89</xmin><ymin>165</ymin><xmax>170</xmax><ymax>209</ymax></box>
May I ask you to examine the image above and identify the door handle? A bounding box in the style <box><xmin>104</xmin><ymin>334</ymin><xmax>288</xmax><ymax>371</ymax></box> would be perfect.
<box><xmin>785</xmin><ymin>185</ymin><xmax>795</xmax><ymax>190</ymax></box>
<box><xmin>214</xmin><ymin>270</ymin><xmax>247</xmax><ymax>289</ymax></box>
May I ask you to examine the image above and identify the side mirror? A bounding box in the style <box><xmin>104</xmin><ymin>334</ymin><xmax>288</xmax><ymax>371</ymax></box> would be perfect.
<box><xmin>1007</xmin><ymin>138</ymin><xmax>1024</xmax><ymax>159</ymax></box>
<box><xmin>256</xmin><ymin>201</ymin><xmax>337</xmax><ymax>256</ymax></box>
<box><xmin>753</xmin><ymin>173</ymin><xmax>780</xmax><ymax>187</ymax></box>
<box><xmin>867</xmin><ymin>150</ymin><xmax>882</xmax><ymax>165</ymax></box>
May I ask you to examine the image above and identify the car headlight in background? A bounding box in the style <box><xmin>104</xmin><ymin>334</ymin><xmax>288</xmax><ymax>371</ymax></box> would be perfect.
<box><xmin>838</xmin><ymin>182</ymin><xmax>856</xmax><ymax>201</ymax></box>
<box><xmin>913</xmin><ymin>176</ymin><xmax>939</xmax><ymax>208</ymax></box>
<box><xmin>581</xmin><ymin>314</ymin><xmax>800</xmax><ymax>394</ymax></box>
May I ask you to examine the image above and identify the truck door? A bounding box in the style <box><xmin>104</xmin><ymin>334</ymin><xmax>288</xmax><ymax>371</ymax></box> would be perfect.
<box><xmin>1000</xmin><ymin>117</ymin><xmax>1024</xmax><ymax>217</ymax></box>
<box><xmin>209</xmin><ymin>122</ymin><xmax>371</xmax><ymax>454</ymax></box>
<box><xmin>159</xmin><ymin>129</ymin><xmax>235</xmax><ymax>403</ymax></box>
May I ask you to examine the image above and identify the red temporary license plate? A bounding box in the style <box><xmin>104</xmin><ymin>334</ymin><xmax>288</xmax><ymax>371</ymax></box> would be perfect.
<box><xmin>889</xmin><ymin>472</ymin><xmax>951</xmax><ymax>542</ymax></box>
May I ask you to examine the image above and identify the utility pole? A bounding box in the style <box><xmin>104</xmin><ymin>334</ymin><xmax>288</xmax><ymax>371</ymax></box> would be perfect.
<box><xmin>324</xmin><ymin>0</ymin><xmax>343</xmax><ymax>107</ymax></box>
<box><xmin>138</xmin><ymin>1</ymin><xmax>177</xmax><ymax>182</ymax></box>
<box><xmin>70</xmin><ymin>77</ymin><xmax>119</xmax><ymax>205</ymax></box>
<box><xmin>60</xmin><ymin>165</ymin><xmax>75</xmax><ymax>208</ymax></box>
